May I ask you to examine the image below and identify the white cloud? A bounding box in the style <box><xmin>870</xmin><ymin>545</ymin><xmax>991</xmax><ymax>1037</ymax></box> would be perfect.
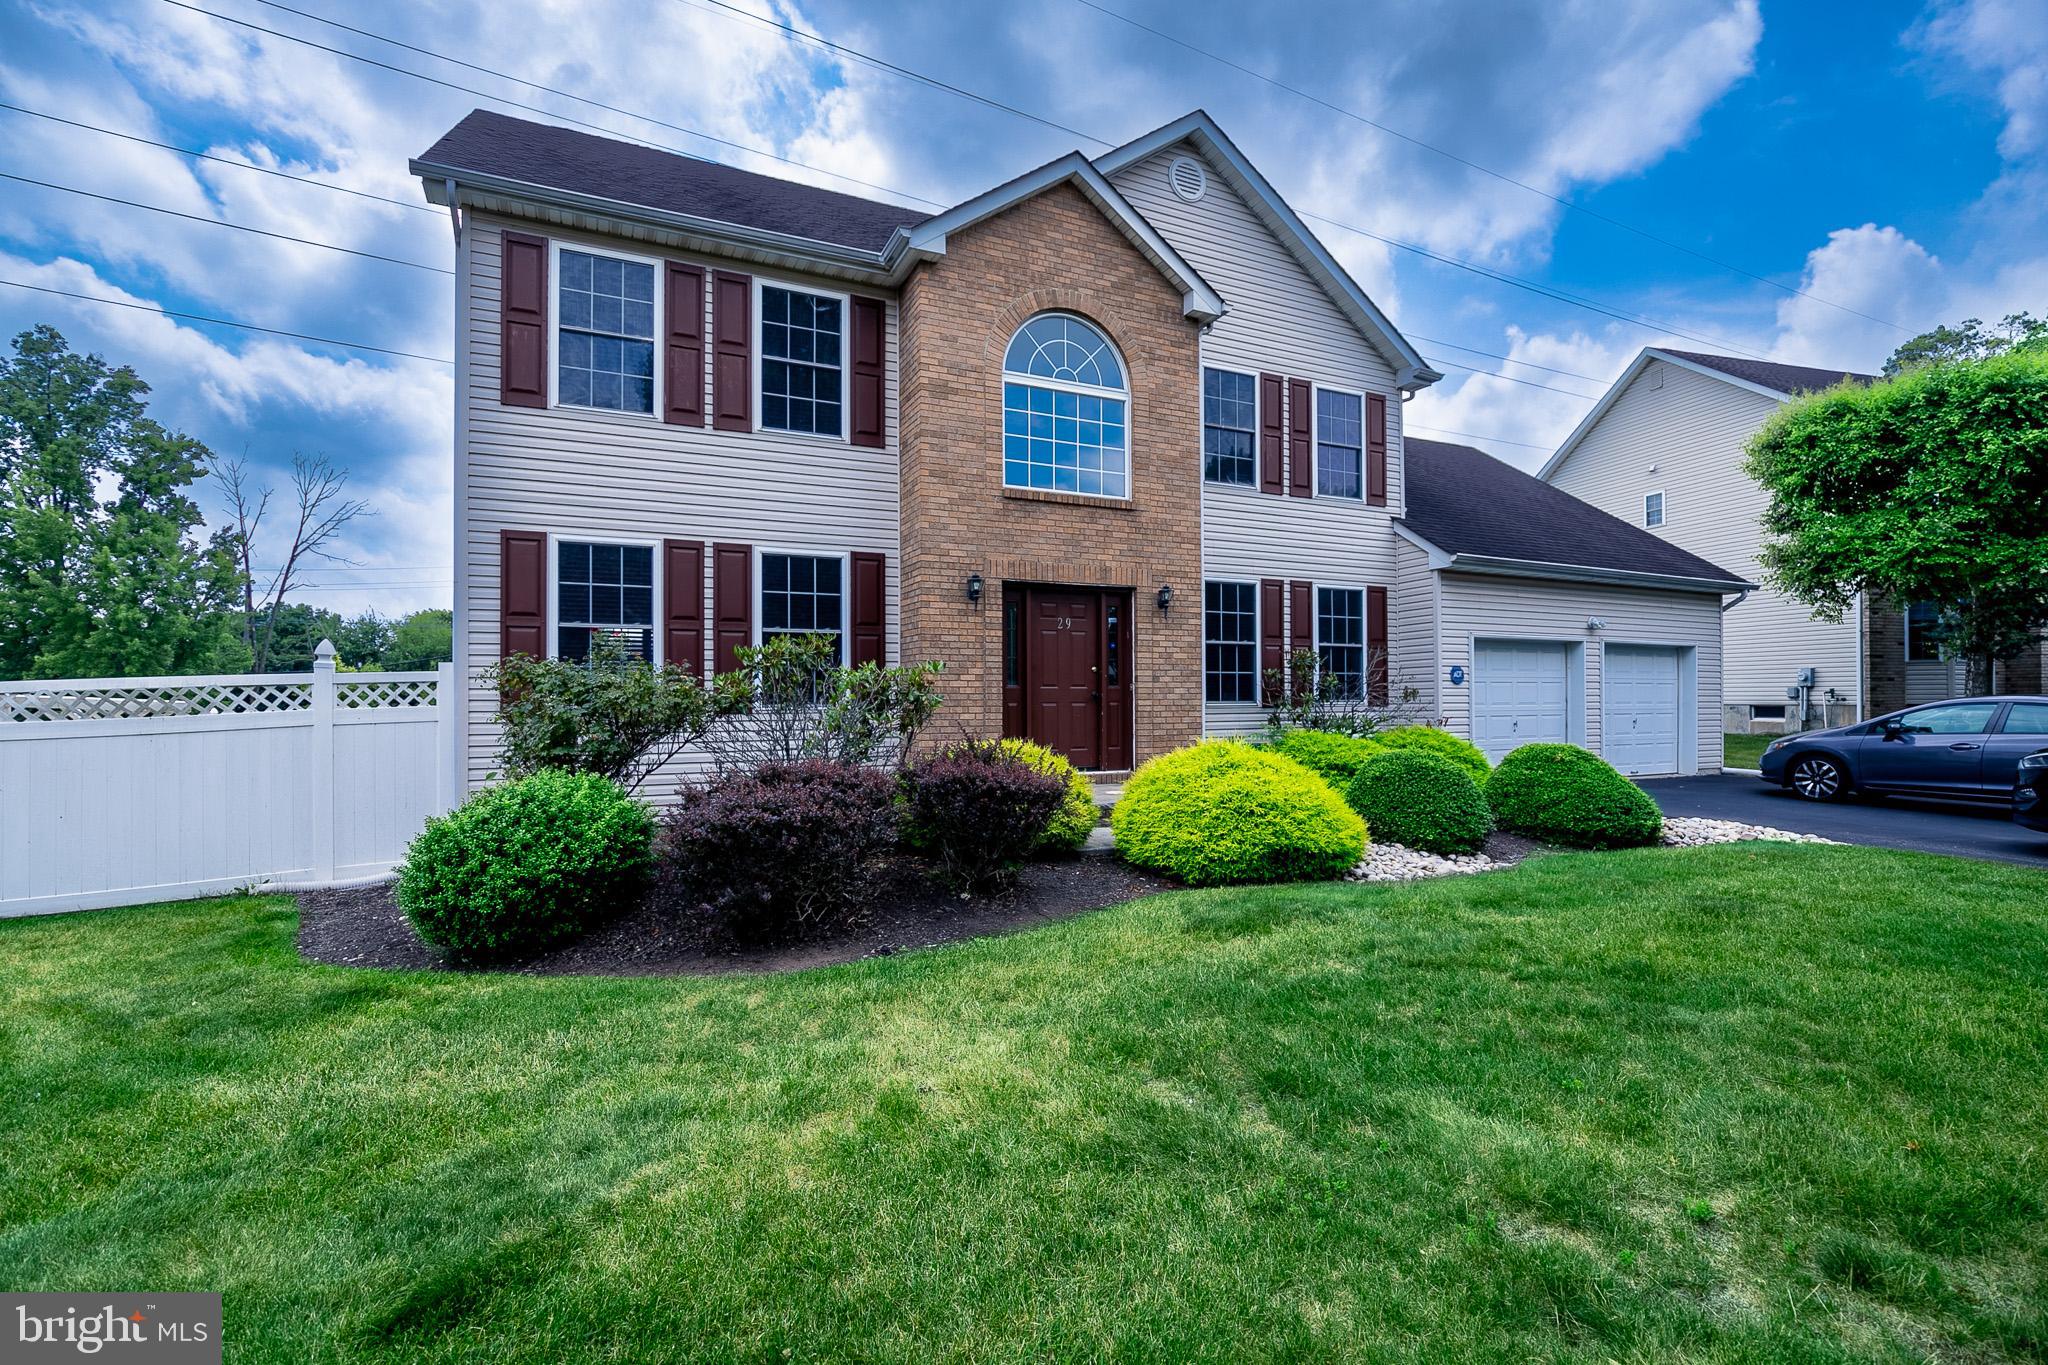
<box><xmin>1767</xmin><ymin>225</ymin><xmax>1944</xmax><ymax>371</ymax></box>
<box><xmin>1916</xmin><ymin>0</ymin><xmax>2048</xmax><ymax>160</ymax></box>
<box><xmin>1406</xmin><ymin>326</ymin><xmax>1643</xmax><ymax>471</ymax></box>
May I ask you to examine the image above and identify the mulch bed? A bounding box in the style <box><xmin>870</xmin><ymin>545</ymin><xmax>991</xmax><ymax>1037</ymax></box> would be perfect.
<box><xmin>296</xmin><ymin>853</ymin><xmax>1173</xmax><ymax>978</ymax></box>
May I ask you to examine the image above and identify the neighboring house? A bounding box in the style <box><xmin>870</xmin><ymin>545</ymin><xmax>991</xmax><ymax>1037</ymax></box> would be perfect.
<box><xmin>1542</xmin><ymin>348</ymin><xmax>2042</xmax><ymax>732</ymax></box>
<box><xmin>411</xmin><ymin>108</ymin><xmax>1749</xmax><ymax>787</ymax></box>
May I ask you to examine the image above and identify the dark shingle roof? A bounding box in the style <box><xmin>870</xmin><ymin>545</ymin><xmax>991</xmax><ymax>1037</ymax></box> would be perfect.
<box><xmin>415</xmin><ymin>110</ymin><xmax>926</xmax><ymax>253</ymax></box>
<box><xmin>1657</xmin><ymin>349</ymin><xmax>1875</xmax><ymax>395</ymax></box>
<box><xmin>1399</xmin><ymin>439</ymin><xmax>1748</xmax><ymax>587</ymax></box>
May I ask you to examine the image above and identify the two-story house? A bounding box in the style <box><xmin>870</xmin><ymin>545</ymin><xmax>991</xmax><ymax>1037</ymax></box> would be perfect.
<box><xmin>1542</xmin><ymin>348</ymin><xmax>2043</xmax><ymax>733</ymax></box>
<box><xmin>412</xmin><ymin>109</ymin><xmax>1751</xmax><ymax>788</ymax></box>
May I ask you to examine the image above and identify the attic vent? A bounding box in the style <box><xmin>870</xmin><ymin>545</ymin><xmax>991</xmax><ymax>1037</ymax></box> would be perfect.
<box><xmin>1168</xmin><ymin>156</ymin><xmax>1207</xmax><ymax>203</ymax></box>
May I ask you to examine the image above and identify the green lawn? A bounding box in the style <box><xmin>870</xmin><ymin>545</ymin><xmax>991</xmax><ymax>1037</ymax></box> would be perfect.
<box><xmin>1724</xmin><ymin>732</ymin><xmax>1773</xmax><ymax>769</ymax></box>
<box><xmin>4</xmin><ymin>847</ymin><xmax>2046</xmax><ymax>1362</ymax></box>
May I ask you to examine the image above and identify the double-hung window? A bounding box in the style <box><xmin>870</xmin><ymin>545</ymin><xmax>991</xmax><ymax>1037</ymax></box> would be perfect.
<box><xmin>1203</xmin><ymin>581</ymin><xmax>1259</xmax><ymax>703</ymax></box>
<box><xmin>557</xmin><ymin>248</ymin><xmax>656</xmax><ymax>414</ymax></box>
<box><xmin>556</xmin><ymin>541</ymin><xmax>654</xmax><ymax>662</ymax></box>
<box><xmin>1905</xmin><ymin>601</ymin><xmax>1942</xmax><ymax>661</ymax></box>
<box><xmin>1315</xmin><ymin>389</ymin><xmax>1364</xmax><ymax>499</ymax></box>
<box><xmin>1317</xmin><ymin>586</ymin><xmax>1365</xmax><ymax>696</ymax></box>
<box><xmin>760</xmin><ymin>552</ymin><xmax>845</xmax><ymax>663</ymax></box>
<box><xmin>1002</xmin><ymin>313</ymin><xmax>1129</xmax><ymax>498</ymax></box>
<box><xmin>760</xmin><ymin>285</ymin><xmax>843</xmax><ymax>437</ymax></box>
<box><xmin>1644</xmin><ymin>491</ymin><xmax>1665</xmax><ymax>527</ymax></box>
<box><xmin>1202</xmin><ymin>368</ymin><xmax>1257</xmax><ymax>486</ymax></box>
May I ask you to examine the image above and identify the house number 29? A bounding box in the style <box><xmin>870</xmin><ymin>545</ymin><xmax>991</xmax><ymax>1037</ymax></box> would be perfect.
<box><xmin>1055</xmin><ymin>616</ymin><xmax>1074</xmax><ymax>630</ymax></box>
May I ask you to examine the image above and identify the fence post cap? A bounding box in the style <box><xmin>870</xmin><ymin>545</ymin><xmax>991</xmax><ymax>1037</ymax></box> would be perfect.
<box><xmin>313</xmin><ymin>639</ymin><xmax>337</xmax><ymax>664</ymax></box>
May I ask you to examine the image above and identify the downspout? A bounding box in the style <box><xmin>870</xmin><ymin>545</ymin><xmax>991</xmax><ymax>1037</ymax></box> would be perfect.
<box><xmin>1720</xmin><ymin>589</ymin><xmax>1749</xmax><ymax>613</ymax></box>
<box><xmin>444</xmin><ymin>177</ymin><xmax>469</xmax><ymax>796</ymax></box>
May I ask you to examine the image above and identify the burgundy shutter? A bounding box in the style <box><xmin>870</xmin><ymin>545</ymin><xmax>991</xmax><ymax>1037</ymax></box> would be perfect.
<box><xmin>712</xmin><ymin>271</ymin><xmax>753</xmax><ymax>432</ymax></box>
<box><xmin>500</xmin><ymin>529</ymin><xmax>547</xmax><ymax>659</ymax></box>
<box><xmin>1288</xmin><ymin>378</ymin><xmax>1313</xmax><ymax>498</ymax></box>
<box><xmin>712</xmin><ymin>542</ymin><xmax>753</xmax><ymax>673</ymax></box>
<box><xmin>1366</xmin><ymin>392</ymin><xmax>1388</xmax><ymax>507</ymax></box>
<box><xmin>849</xmin><ymin>295</ymin><xmax>886</xmax><ymax>448</ymax></box>
<box><xmin>663</xmin><ymin>539</ymin><xmax>705</xmax><ymax>676</ymax></box>
<box><xmin>1258</xmin><ymin>372</ymin><xmax>1284</xmax><ymax>495</ymax></box>
<box><xmin>500</xmin><ymin>232</ymin><xmax>548</xmax><ymax>408</ymax></box>
<box><xmin>1367</xmin><ymin>585</ymin><xmax>1389</xmax><ymax>705</ymax></box>
<box><xmin>1259</xmin><ymin>578</ymin><xmax>1285</xmax><ymax>704</ymax></box>
<box><xmin>1289</xmin><ymin>579</ymin><xmax>1312</xmax><ymax>696</ymax></box>
<box><xmin>663</xmin><ymin>263</ymin><xmax>706</xmax><ymax>426</ymax></box>
<box><xmin>850</xmin><ymin>551</ymin><xmax>886</xmax><ymax>666</ymax></box>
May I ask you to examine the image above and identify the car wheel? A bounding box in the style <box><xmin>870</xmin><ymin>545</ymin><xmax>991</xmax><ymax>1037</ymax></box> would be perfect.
<box><xmin>1789</xmin><ymin>754</ymin><xmax>1847</xmax><ymax>802</ymax></box>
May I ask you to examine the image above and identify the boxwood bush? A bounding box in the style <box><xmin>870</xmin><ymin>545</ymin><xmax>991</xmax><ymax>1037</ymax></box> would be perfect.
<box><xmin>1269</xmin><ymin>729</ymin><xmax>1385</xmax><ymax>792</ymax></box>
<box><xmin>1112</xmin><ymin>740</ymin><xmax>1364</xmax><ymax>886</ymax></box>
<box><xmin>398</xmin><ymin>769</ymin><xmax>653</xmax><ymax>963</ymax></box>
<box><xmin>1364</xmin><ymin>726</ymin><xmax>1491</xmax><ymax>784</ymax></box>
<box><xmin>995</xmin><ymin>738</ymin><xmax>1098</xmax><ymax>854</ymax></box>
<box><xmin>1343</xmin><ymin>749</ymin><xmax>1493</xmax><ymax>855</ymax></box>
<box><xmin>1486</xmin><ymin>743</ymin><xmax>1663</xmax><ymax>848</ymax></box>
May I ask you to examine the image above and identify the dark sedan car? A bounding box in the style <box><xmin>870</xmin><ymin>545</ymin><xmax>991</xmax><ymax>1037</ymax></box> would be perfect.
<box><xmin>1757</xmin><ymin>696</ymin><xmax>2048</xmax><ymax>802</ymax></box>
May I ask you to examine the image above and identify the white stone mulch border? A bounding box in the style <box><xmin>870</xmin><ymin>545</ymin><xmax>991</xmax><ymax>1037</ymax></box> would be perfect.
<box><xmin>1347</xmin><ymin>817</ymin><xmax>1838</xmax><ymax>883</ymax></box>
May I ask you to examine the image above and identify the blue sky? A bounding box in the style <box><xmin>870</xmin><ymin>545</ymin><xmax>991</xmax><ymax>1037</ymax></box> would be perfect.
<box><xmin>3</xmin><ymin>0</ymin><xmax>2044</xmax><ymax>615</ymax></box>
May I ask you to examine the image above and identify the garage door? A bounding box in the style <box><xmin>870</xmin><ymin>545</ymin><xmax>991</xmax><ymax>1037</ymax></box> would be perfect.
<box><xmin>1473</xmin><ymin>640</ymin><xmax>1570</xmax><ymax>761</ymax></box>
<box><xmin>1604</xmin><ymin>645</ymin><xmax>1681</xmax><ymax>776</ymax></box>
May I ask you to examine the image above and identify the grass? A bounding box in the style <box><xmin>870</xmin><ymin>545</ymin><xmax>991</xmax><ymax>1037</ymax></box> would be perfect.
<box><xmin>1724</xmin><ymin>732</ymin><xmax>1773</xmax><ymax>769</ymax></box>
<box><xmin>4</xmin><ymin>845</ymin><xmax>2047</xmax><ymax>1362</ymax></box>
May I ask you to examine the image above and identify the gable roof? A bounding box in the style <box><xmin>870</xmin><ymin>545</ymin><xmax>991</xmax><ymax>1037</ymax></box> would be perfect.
<box><xmin>1398</xmin><ymin>439</ymin><xmax>1750</xmax><ymax>592</ymax></box>
<box><xmin>1095</xmin><ymin>111</ymin><xmax>1441</xmax><ymax>391</ymax></box>
<box><xmin>412</xmin><ymin>110</ymin><xmax>925</xmax><ymax>255</ymax></box>
<box><xmin>1538</xmin><ymin>345</ymin><xmax>1876</xmax><ymax>481</ymax></box>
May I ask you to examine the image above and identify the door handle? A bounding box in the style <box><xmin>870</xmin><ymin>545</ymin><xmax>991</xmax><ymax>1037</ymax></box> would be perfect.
<box><xmin>1950</xmin><ymin>742</ymin><xmax>1982</xmax><ymax>750</ymax></box>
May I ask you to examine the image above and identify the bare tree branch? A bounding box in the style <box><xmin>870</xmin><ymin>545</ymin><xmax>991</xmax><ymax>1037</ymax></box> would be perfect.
<box><xmin>212</xmin><ymin>452</ymin><xmax>372</xmax><ymax>672</ymax></box>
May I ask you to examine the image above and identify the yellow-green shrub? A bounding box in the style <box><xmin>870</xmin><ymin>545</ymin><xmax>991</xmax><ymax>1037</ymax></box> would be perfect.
<box><xmin>996</xmin><ymin>738</ymin><xmax>1098</xmax><ymax>854</ymax></box>
<box><xmin>1111</xmin><ymin>741</ymin><xmax>1364</xmax><ymax>886</ymax></box>
<box><xmin>1365</xmin><ymin>726</ymin><xmax>1491</xmax><ymax>784</ymax></box>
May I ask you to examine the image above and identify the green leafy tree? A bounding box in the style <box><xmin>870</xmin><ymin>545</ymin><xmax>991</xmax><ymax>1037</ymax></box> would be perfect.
<box><xmin>248</xmin><ymin>603</ymin><xmax>345</xmax><ymax>673</ymax></box>
<box><xmin>384</xmin><ymin>608</ymin><xmax>452</xmax><ymax>670</ymax></box>
<box><xmin>1745</xmin><ymin>350</ymin><xmax>2048</xmax><ymax>693</ymax></box>
<box><xmin>1883</xmin><ymin>312</ymin><xmax>2048</xmax><ymax>377</ymax></box>
<box><xmin>0</xmin><ymin>325</ymin><xmax>248</xmax><ymax>678</ymax></box>
<box><xmin>332</xmin><ymin>610</ymin><xmax>395</xmax><ymax>668</ymax></box>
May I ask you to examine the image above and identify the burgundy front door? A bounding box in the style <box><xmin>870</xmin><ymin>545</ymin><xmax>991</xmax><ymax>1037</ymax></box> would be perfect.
<box><xmin>1004</xmin><ymin>585</ymin><xmax>1132</xmax><ymax>771</ymax></box>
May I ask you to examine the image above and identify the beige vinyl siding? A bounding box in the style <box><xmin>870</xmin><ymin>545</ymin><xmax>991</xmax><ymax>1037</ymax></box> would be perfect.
<box><xmin>1433</xmin><ymin>572</ymin><xmax>1724</xmax><ymax>775</ymax></box>
<box><xmin>1546</xmin><ymin>357</ymin><xmax>1858</xmax><ymax>712</ymax></box>
<box><xmin>459</xmin><ymin>214</ymin><xmax>901</xmax><ymax>791</ymax></box>
<box><xmin>1109</xmin><ymin>143</ymin><xmax>1410</xmax><ymax>737</ymax></box>
<box><xmin>1392</xmin><ymin>538</ymin><xmax>1439</xmax><ymax>718</ymax></box>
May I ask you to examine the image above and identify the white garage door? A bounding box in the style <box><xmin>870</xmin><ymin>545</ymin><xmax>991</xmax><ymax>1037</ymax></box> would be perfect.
<box><xmin>1604</xmin><ymin>645</ymin><xmax>1681</xmax><ymax>776</ymax></box>
<box><xmin>1473</xmin><ymin>640</ymin><xmax>1570</xmax><ymax>761</ymax></box>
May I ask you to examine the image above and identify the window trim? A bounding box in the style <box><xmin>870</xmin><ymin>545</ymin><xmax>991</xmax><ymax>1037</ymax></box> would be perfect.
<box><xmin>1643</xmin><ymin>489</ymin><xmax>1665</xmax><ymax>528</ymax></box>
<box><xmin>1311</xmin><ymin>580</ymin><xmax>1370</xmax><ymax>694</ymax></box>
<box><xmin>1310</xmin><ymin>382</ymin><xmax>1367</xmax><ymax>502</ymax></box>
<box><xmin>752</xmin><ymin>546</ymin><xmax>852</xmax><ymax>656</ymax></box>
<box><xmin>547</xmin><ymin>240</ymin><xmax>665</xmax><ymax>419</ymax></box>
<box><xmin>1000</xmin><ymin>311</ymin><xmax>1133</xmax><ymax>502</ymax></box>
<box><xmin>1201</xmin><ymin>365</ymin><xmax>1260</xmax><ymax>489</ymax></box>
<box><xmin>752</xmin><ymin>275</ymin><xmax>851</xmax><ymax>443</ymax></box>
<box><xmin>1904</xmin><ymin>600</ymin><xmax>1943</xmax><ymax>663</ymax></box>
<box><xmin>546</xmin><ymin>531</ymin><xmax>665</xmax><ymax>666</ymax></box>
<box><xmin>1202</xmin><ymin>577</ymin><xmax>1262</xmax><ymax>705</ymax></box>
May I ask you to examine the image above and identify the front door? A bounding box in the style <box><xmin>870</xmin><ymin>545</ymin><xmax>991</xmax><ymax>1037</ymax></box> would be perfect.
<box><xmin>1003</xmin><ymin>585</ymin><xmax>1132</xmax><ymax>771</ymax></box>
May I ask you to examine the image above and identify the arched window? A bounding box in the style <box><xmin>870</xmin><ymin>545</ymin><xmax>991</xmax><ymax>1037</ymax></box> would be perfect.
<box><xmin>1001</xmin><ymin>313</ymin><xmax>1129</xmax><ymax>498</ymax></box>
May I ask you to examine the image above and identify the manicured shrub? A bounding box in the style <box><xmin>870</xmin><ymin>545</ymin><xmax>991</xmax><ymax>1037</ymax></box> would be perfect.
<box><xmin>661</xmin><ymin>760</ymin><xmax>899</xmax><ymax>941</ymax></box>
<box><xmin>1365</xmin><ymin>726</ymin><xmax>1491</xmax><ymax>785</ymax></box>
<box><xmin>398</xmin><ymin>769</ymin><xmax>654</xmax><ymax>962</ymax></box>
<box><xmin>1112</xmin><ymin>741</ymin><xmax>1365</xmax><ymax>886</ymax></box>
<box><xmin>995</xmin><ymin>738</ymin><xmax>1098</xmax><ymax>854</ymax></box>
<box><xmin>901</xmin><ymin>742</ymin><xmax>1066</xmax><ymax>891</ymax></box>
<box><xmin>1486</xmin><ymin>743</ymin><xmax>1663</xmax><ymax>849</ymax></box>
<box><xmin>1269</xmin><ymin>728</ymin><xmax>1385</xmax><ymax>792</ymax></box>
<box><xmin>1343</xmin><ymin>749</ymin><xmax>1493</xmax><ymax>856</ymax></box>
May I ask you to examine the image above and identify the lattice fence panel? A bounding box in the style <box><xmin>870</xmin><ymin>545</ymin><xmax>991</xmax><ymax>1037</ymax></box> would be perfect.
<box><xmin>335</xmin><ymin>679</ymin><xmax>439</xmax><ymax>710</ymax></box>
<box><xmin>3</xmin><ymin>680</ymin><xmax>314</xmax><ymax>723</ymax></box>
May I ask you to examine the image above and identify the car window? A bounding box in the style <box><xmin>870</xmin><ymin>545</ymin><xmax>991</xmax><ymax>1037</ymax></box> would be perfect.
<box><xmin>2000</xmin><ymin>702</ymin><xmax>2048</xmax><ymax>735</ymax></box>
<box><xmin>1899</xmin><ymin>703</ymin><xmax>1998</xmax><ymax>735</ymax></box>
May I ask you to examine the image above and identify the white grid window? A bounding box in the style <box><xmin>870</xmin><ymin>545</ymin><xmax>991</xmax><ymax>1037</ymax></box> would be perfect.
<box><xmin>760</xmin><ymin>553</ymin><xmax>844</xmax><ymax>663</ymax></box>
<box><xmin>760</xmin><ymin>286</ymin><xmax>843</xmax><ymax>436</ymax></box>
<box><xmin>558</xmin><ymin>250</ymin><xmax>655</xmax><ymax>413</ymax></box>
<box><xmin>1644</xmin><ymin>491</ymin><xmax>1665</xmax><ymax>527</ymax></box>
<box><xmin>557</xmin><ymin>541</ymin><xmax>653</xmax><ymax>661</ymax></box>
<box><xmin>1317</xmin><ymin>586</ymin><xmax>1365</xmax><ymax>697</ymax></box>
<box><xmin>1203</xmin><ymin>368</ymin><xmax>1257</xmax><ymax>486</ymax></box>
<box><xmin>1001</xmin><ymin>313</ymin><xmax>1129</xmax><ymax>498</ymax></box>
<box><xmin>1204</xmin><ymin>581</ymin><xmax>1258</xmax><ymax>703</ymax></box>
<box><xmin>1316</xmin><ymin>390</ymin><xmax>1363</xmax><ymax>499</ymax></box>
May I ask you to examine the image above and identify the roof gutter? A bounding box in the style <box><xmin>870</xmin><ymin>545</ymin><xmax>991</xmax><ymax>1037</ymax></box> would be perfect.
<box><xmin>1437</xmin><ymin>551</ymin><xmax>1756</xmax><ymax>595</ymax></box>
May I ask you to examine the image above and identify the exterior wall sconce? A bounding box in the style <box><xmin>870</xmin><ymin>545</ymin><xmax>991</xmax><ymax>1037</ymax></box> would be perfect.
<box><xmin>1157</xmin><ymin>584</ymin><xmax>1174</xmax><ymax>612</ymax></box>
<box><xmin>1586</xmin><ymin>616</ymin><xmax>1607</xmax><ymax>632</ymax></box>
<box><xmin>966</xmin><ymin>573</ymin><xmax>984</xmax><ymax>603</ymax></box>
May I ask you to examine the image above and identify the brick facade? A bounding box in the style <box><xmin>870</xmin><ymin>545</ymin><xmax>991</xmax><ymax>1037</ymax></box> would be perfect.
<box><xmin>897</xmin><ymin>182</ymin><xmax>1204</xmax><ymax>768</ymax></box>
<box><xmin>1864</xmin><ymin>600</ymin><xmax>1908</xmax><ymax>717</ymax></box>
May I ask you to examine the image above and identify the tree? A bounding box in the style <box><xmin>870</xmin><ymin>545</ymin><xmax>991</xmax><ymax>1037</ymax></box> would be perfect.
<box><xmin>214</xmin><ymin>451</ymin><xmax>371</xmax><ymax>672</ymax></box>
<box><xmin>0</xmin><ymin>325</ymin><xmax>248</xmax><ymax>679</ymax></box>
<box><xmin>332</xmin><ymin>610</ymin><xmax>395</xmax><ymax>668</ymax></box>
<box><xmin>1883</xmin><ymin>312</ymin><xmax>2048</xmax><ymax>377</ymax></box>
<box><xmin>384</xmin><ymin>608</ymin><xmax>452</xmax><ymax>671</ymax></box>
<box><xmin>1745</xmin><ymin>350</ymin><xmax>2048</xmax><ymax>693</ymax></box>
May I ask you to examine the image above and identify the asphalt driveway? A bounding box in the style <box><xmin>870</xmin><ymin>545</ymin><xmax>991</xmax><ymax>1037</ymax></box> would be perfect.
<box><xmin>1644</xmin><ymin>772</ymin><xmax>2048</xmax><ymax>869</ymax></box>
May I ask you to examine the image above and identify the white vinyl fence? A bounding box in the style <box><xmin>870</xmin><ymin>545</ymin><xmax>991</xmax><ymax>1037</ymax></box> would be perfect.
<box><xmin>1</xmin><ymin>643</ymin><xmax>458</xmax><ymax>917</ymax></box>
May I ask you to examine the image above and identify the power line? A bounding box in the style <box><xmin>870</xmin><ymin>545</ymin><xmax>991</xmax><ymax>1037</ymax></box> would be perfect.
<box><xmin>0</xmin><ymin>171</ymin><xmax>452</xmax><ymax>276</ymax></box>
<box><xmin>1406</xmin><ymin>424</ymin><xmax>1553</xmax><ymax>451</ymax></box>
<box><xmin>1404</xmin><ymin>334</ymin><xmax>1606</xmax><ymax>384</ymax></box>
<box><xmin>1418</xmin><ymin>359</ymin><xmax>1597</xmax><ymax>399</ymax></box>
<box><xmin>0</xmin><ymin>278</ymin><xmax>454</xmax><ymax>364</ymax></box>
<box><xmin>1070</xmin><ymin>0</ymin><xmax>1907</xmax><ymax>335</ymax></box>
<box><xmin>0</xmin><ymin>102</ymin><xmax>440</xmax><ymax>215</ymax></box>
<box><xmin>159</xmin><ymin>0</ymin><xmax>943</xmax><ymax>208</ymax></box>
